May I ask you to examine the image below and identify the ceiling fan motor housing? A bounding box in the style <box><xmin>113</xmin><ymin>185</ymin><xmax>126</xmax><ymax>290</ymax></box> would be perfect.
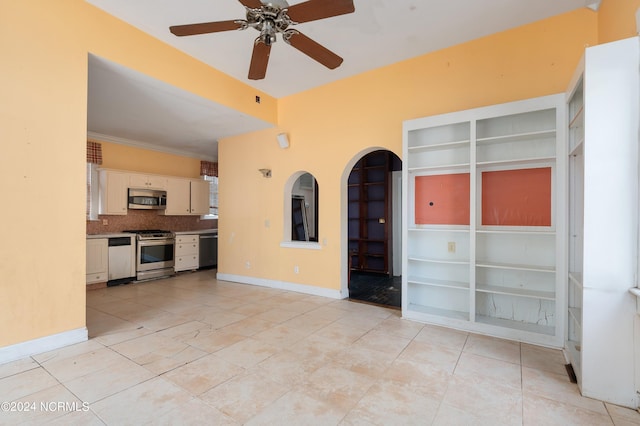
<box><xmin>245</xmin><ymin>4</ymin><xmax>293</xmax><ymax>45</ymax></box>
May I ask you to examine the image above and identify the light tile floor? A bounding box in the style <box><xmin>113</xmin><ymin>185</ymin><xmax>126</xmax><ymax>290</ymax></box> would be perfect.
<box><xmin>1</xmin><ymin>270</ymin><xmax>639</xmax><ymax>425</ymax></box>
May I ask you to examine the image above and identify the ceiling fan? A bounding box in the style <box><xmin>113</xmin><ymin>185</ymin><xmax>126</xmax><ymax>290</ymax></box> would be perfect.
<box><xmin>169</xmin><ymin>0</ymin><xmax>355</xmax><ymax>80</ymax></box>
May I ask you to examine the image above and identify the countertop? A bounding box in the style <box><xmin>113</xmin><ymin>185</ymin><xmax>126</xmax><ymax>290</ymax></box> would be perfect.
<box><xmin>174</xmin><ymin>229</ymin><xmax>218</xmax><ymax>235</ymax></box>
<box><xmin>87</xmin><ymin>229</ymin><xmax>217</xmax><ymax>239</ymax></box>
<box><xmin>86</xmin><ymin>233</ymin><xmax>135</xmax><ymax>239</ymax></box>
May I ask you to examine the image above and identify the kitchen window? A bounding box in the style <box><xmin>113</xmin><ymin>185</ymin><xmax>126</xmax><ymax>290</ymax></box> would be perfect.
<box><xmin>86</xmin><ymin>140</ymin><xmax>102</xmax><ymax>220</ymax></box>
<box><xmin>202</xmin><ymin>175</ymin><xmax>218</xmax><ymax>219</ymax></box>
<box><xmin>86</xmin><ymin>162</ymin><xmax>99</xmax><ymax>220</ymax></box>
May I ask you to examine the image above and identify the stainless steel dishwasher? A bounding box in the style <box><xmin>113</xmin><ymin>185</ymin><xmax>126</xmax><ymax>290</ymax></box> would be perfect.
<box><xmin>108</xmin><ymin>236</ymin><xmax>135</xmax><ymax>286</ymax></box>
<box><xmin>199</xmin><ymin>232</ymin><xmax>218</xmax><ymax>269</ymax></box>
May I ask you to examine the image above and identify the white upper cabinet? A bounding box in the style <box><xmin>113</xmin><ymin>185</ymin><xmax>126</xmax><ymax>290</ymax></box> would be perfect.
<box><xmin>96</xmin><ymin>169</ymin><xmax>211</xmax><ymax>217</ymax></box>
<box><xmin>189</xmin><ymin>179</ymin><xmax>210</xmax><ymax>215</ymax></box>
<box><xmin>162</xmin><ymin>177</ymin><xmax>210</xmax><ymax>216</ymax></box>
<box><xmin>164</xmin><ymin>178</ymin><xmax>192</xmax><ymax>215</ymax></box>
<box><xmin>128</xmin><ymin>173</ymin><xmax>167</xmax><ymax>190</ymax></box>
<box><xmin>98</xmin><ymin>170</ymin><xmax>128</xmax><ymax>215</ymax></box>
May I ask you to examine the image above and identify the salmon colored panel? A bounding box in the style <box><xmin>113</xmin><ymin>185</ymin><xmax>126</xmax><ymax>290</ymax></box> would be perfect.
<box><xmin>482</xmin><ymin>168</ymin><xmax>551</xmax><ymax>226</ymax></box>
<box><xmin>415</xmin><ymin>174</ymin><xmax>470</xmax><ymax>225</ymax></box>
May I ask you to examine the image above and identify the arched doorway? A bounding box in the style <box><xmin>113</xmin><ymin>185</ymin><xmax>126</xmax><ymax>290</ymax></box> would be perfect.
<box><xmin>345</xmin><ymin>149</ymin><xmax>402</xmax><ymax>307</ymax></box>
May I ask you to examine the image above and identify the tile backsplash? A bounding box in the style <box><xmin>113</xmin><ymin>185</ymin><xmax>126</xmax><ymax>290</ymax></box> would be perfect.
<box><xmin>87</xmin><ymin>209</ymin><xmax>217</xmax><ymax>234</ymax></box>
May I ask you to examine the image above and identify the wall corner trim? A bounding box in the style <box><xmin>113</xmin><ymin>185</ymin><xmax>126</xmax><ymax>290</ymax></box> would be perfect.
<box><xmin>0</xmin><ymin>328</ymin><xmax>88</xmax><ymax>365</ymax></box>
<box><xmin>216</xmin><ymin>273</ymin><xmax>345</xmax><ymax>300</ymax></box>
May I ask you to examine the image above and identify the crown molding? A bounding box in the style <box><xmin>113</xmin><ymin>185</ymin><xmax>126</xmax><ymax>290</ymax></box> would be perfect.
<box><xmin>87</xmin><ymin>132</ymin><xmax>217</xmax><ymax>162</ymax></box>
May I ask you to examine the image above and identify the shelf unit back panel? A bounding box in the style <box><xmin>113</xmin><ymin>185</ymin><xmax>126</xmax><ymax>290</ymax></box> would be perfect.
<box><xmin>408</xmin><ymin>147</ymin><xmax>470</xmax><ymax>169</ymax></box>
<box><xmin>476</xmin><ymin>292</ymin><xmax>556</xmax><ymax>330</ymax></box>
<box><xmin>477</xmin><ymin>108</ymin><xmax>556</xmax><ymax>139</ymax></box>
<box><xmin>476</xmin><ymin>268</ymin><xmax>556</xmax><ymax>295</ymax></box>
<box><xmin>480</xmin><ymin>167</ymin><xmax>552</xmax><ymax>226</ymax></box>
<box><xmin>414</xmin><ymin>173</ymin><xmax>470</xmax><ymax>225</ymax></box>
<box><xmin>407</xmin><ymin>230</ymin><xmax>470</xmax><ymax>262</ymax></box>
<box><xmin>408</xmin><ymin>261</ymin><xmax>469</xmax><ymax>287</ymax></box>
<box><xmin>476</xmin><ymin>232</ymin><xmax>555</xmax><ymax>268</ymax></box>
<box><xmin>477</xmin><ymin>137</ymin><xmax>555</xmax><ymax>165</ymax></box>
<box><xmin>408</xmin><ymin>122</ymin><xmax>470</xmax><ymax>148</ymax></box>
<box><xmin>408</xmin><ymin>284</ymin><xmax>470</xmax><ymax>316</ymax></box>
<box><xmin>568</xmin><ymin>155</ymin><xmax>584</xmax><ymax>276</ymax></box>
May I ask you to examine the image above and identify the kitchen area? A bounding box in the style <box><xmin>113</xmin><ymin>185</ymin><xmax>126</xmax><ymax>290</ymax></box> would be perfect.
<box><xmin>86</xmin><ymin>168</ymin><xmax>218</xmax><ymax>289</ymax></box>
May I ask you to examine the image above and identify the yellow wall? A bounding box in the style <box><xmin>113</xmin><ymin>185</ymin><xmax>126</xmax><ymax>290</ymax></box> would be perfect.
<box><xmin>0</xmin><ymin>1</ymin><xmax>88</xmax><ymax>348</ymax></box>
<box><xmin>0</xmin><ymin>0</ymin><xmax>275</xmax><ymax>348</ymax></box>
<box><xmin>598</xmin><ymin>0</ymin><xmax>640</xmax><ymax>43</ymax></box>
<box><xmin>218</xmin><ymin>9</ymin><xmax>598</xmax><ymax>291</ymax></box>
<box><xmin>97</xmin><ymin>140</ymin><xmax>203</xmax><ymax>179</ymax></box>
<box><xmin>0</xmin><ymin>0</ymin><xmax>633</xmax><ymax>351</ymax></box>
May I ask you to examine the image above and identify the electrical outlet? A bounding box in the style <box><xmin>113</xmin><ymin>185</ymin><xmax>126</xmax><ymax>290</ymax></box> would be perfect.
<box><xmin>448</xmin><ymin>242</ymin><xmax>456</xmax><ymax>253</ymax></box>
<box><xmin>245</xmin><ymin>261</ymin><xmax>251</xmax><ymax>269</ymax></box>
<box><xmin>294</xmin><ymin>265</ymin><xmax>299</xmax><ymax>274</ymax></box>
<box><xmin>102</xmin><ymin>219</ymin><xmax>108</xmax><ymax>226</ymax></box>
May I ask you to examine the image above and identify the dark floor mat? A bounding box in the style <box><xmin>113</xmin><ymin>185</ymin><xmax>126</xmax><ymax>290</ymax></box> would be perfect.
<box><xmin>349</xmin><ymin>271</ymin><xmax>401</xmax><ymax>308</ymax></box>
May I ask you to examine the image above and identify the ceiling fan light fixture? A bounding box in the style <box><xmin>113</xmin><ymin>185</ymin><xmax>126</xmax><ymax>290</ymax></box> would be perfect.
<box><xmin>260</xmin><ymin>19</ymin><xmax>277</xmax><ymax>45</ymax></box>
<box><xmin>261</xmin><ymin>32</ymin><xmax>276</xmax><ymax>45</ymax></box>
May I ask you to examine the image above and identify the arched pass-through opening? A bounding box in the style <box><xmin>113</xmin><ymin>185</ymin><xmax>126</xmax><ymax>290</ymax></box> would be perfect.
<box><xmin>342</xmin><ymin>149</ymin><xmax>402</xmax><ymax>307</ymax></box>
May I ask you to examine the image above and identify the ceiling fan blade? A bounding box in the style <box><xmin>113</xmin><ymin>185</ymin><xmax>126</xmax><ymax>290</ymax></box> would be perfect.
<box><xmin>170</xmin><ymin>20</ymin><xmax>243</xmax><ymax>36</ymax></box>
<box><xmin>286</xmin><ymin>0</ymin><xmax>355</xmax><ymax>24</ymax></box>
<box><xmin>284</xmin><ymin>30</ymin><xmax>343</xmax><ymax>69</ymax></box>
<box><xmin>248</xmin><ymin>39</ymin><xmax>271</xmax><ymax>80</ymax></box>
<box><xmin>237</xmin><ymin>0</ymin><xmax>263</xmax><ymax>8</ymax></box>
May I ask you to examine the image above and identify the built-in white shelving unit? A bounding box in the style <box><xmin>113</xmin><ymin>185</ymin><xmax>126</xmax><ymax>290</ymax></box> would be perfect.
<box><xmin>402</xmin><ymin>94</ymin><xmax>566</xmax><ymax>347</ymax></box>
<box><xmin>566</xmin><ymin>72</ymin><xmax>584</xmax><ymax>380</ymax></box>
<box><xmin>564</xmin><ymin>37</ymin><xmax>639</xmax><ymax>408</ymax></box>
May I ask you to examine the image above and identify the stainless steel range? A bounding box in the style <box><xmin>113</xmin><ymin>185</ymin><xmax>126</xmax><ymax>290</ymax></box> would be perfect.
<box><xmin>124</xmin><ymin>230</ymin><xmax>175</xmax><ymax>281</ymax></box>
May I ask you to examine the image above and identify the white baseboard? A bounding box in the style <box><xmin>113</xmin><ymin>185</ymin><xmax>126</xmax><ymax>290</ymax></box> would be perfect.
<box><xmin>216</xmin><ymin>273</ymin><xmax>346</xmax><ymax>300</ymax></box>
<box><xmin>0</xmin><ymin>328</ymin><xmax>88</xmax><ymax>365</ymax></box>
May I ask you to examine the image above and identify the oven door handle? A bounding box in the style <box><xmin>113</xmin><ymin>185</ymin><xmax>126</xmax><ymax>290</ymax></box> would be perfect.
<box><xmin>138</xmin><ymin>239</ymin><xmax>175</xmax><ymax>247</ymax></box>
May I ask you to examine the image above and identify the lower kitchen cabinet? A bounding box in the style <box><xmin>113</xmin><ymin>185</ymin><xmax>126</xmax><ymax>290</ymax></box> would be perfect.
<box><xmin>86</xmin><ymin>238</ymin><xmax>108</xmax><ymax>284</ymax></box>
<box><xmin>175</xmin><ymin>234</ymin><xmax>199</xmax><ymax>272</ymax></box>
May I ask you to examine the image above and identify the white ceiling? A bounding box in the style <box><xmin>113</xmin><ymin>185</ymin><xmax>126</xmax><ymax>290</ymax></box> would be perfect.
<box><xmin>86</xmin><ymin>0</ymin><xmax>592</xmax><ymax>160</ymax></box>
<box><xmin>87</xmin><ymin>54</ymin><xmax>272</xmax><ymax>160</ymax></box>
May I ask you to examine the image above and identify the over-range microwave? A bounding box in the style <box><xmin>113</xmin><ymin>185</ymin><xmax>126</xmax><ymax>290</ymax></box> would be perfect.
<box><xmin>128</xmin><ymin>188</ymin><xmax>167</xmax><ymax>210</ymax></box>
